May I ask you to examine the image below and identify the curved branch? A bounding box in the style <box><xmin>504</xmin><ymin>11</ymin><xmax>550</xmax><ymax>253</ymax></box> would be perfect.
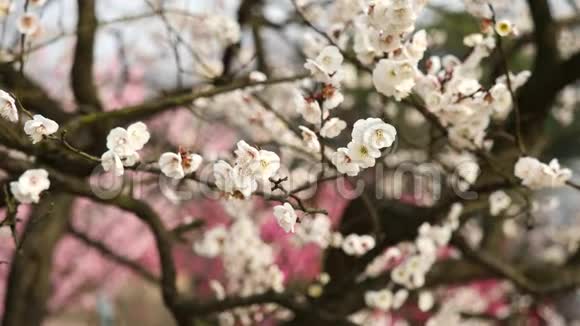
<box><xmin>452</xmin><ymin>236</ymin><xmax>580</xmax><ymax>295</ymax></box>
<box><xmin>64</xmin><ymin>73</ymin><xmax>308</xmax><ymax>132</ymax></box>
<box><xmin>67</xmin><ymin>223</ymin><xmax>159</xmax><ymax>284</ymax></box>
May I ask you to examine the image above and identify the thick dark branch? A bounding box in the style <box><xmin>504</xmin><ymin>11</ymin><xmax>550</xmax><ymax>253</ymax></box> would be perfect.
<box><xmin>453</xmin><ymin>236</ymin><xmax>580</xmax><ymax>295</ymax></box>
<box><xmin>516</xmin><ymin>1</ymin><xmax>557</xmax><ymax>137</ymax></box>
<box><xmin>0</xmin><ymin>157</ymin><xmax>185</xmax><ymax>325</ymax></box>
<box><xmin>64</xmin><ymin>73</ymin><xmax>308</xmax><ymax>132</ymax></box>
<box><xmin>220</xmin><ymin>0</ymin><xmax>261</xmax><ymax>79</ymax></box>
<box><xmin>0</xmin><ymin>65</ymin><xmax>71</xmax><ymax>122</ymax></box>
<box><xmin>518</xmin><ymin>49</ymin><xmax>580</xmax><ymax>145</ymax></box>
<box><xmin>554</xmin><ymin>51</ymin><xmax>580</xmax><ymax>92</ymax></box>
<box><xmin>170</xmin><ymin>219</ymin><xmax>204</xmax><ymax>242</ymax></box>
<box><xmin>2</xmin><ymin>193</ymin><xmax>74</xmax><ymax>326</ymax></box>
<box><xmin>527</xmin><ymin>0</ymin><xmax>558</xmax><ymax>68</ymax></box>
<box><xmin>176</xmin><ymin>291</ymin><xmax>357</xmax><ymax>325</ymax></box>
<box><xmin>71</xmin><ymin>0</ymin><xmax>102</xmax><ymax>112</ymax></box>
<box><xmin>67</xmin><ymin>223</ymin><xmax>159</xmax><ymax>284</ymax></box>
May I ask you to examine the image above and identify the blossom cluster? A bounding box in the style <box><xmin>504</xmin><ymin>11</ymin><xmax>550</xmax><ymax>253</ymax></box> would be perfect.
<box><xmin>364</xmin><ymin>287</ymin><xmax>410</xmax><ymax>312</ymax></box>
<box><xmin>514</xmin><ymin>157</ymin><xmax>572</xmax><ymax>189</ymax></box>
<box><xmin>352</xmin><ymin>0</ymin><xmax>427</xmax><ymax>65</ymax></box>
<box><xmin>213</xmin><ymin>141</ymin><xmax>280</xmax><ymax>199</ymax></box>
<box><xmin>101</xmin><ymin>122</ymin><xmax>150</xmax><ymax>176</ymax></box>
<box><xmin>159</xmin><ymin>149</ymin><xmax>202</xmax><ymax>180</ymax></box>
<box><xmin>363</xmin><ymin>204</ymin><xmax>463</xmax><ymax>314</ymax></box>
<box><xmin>10</xmin><ymin>169</ymin><xmax>50</xmax><ymax>204</ymax></box>
<box><xmin>341</xmin><ymin>233</ymin><xmax>376</xmax><ymax>256</ymax></box>
<box><xmin>273</xmin><ymin>203</ymin><xmax>298</xmax><ymax>233</ymax></box>
<box><xmin>194</xmin><ymin>218</ymin><xmax>286</xmax><ymax>324</ymax></box>
<box><xmin>0</xmin><ymin>0</ymin><xmax>46</xmax><ymax>37</ymax></box>
<box><xmin>297</xmin><ymin>45</ymin><xmax>348</xmax><ymax>151</ymax></box>
<box><xmin>0</xmin><ymin>90</ymin><xmax>18</xmax><ymax>122</ymax></box>
<box><xmin>489</xmin><ymin>190</ymin><xmax>512</xmax><ymax>216</ymax></box>
<box><xmin>391</xmin><ymin>204</ymin><xmax>462</xmax><ymax>289</ymax></box>
<box><xmin>414</xmin><ymin>33</ymin><xmax>528</xmax><ymax>150</ymax></box>
<box><xmin>0</xmin><ymin>98</ymin><xmax>60</xmax><ymax>143</ymax></box>
<box><xmin>331</xmin><ymin>118</ymin><xmax>397</xmax><ymax>176</ymax></box>
<box><xmin>24</xmin><ymin>115</ymin><xmax>59</xmax><ymax>144</ymax></box>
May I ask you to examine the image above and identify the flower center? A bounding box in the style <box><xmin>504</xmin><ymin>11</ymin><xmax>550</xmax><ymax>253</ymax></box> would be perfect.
<box><xmin>359</xmin><ymin>145</ymin><xmax>368</xmax><ymax>156</ymax></box>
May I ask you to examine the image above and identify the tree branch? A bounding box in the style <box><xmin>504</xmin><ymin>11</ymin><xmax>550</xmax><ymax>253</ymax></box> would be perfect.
<box><xmin>67</xmin><ymin>223</ymin><xmax>159</xmax><ymax>284</ymax></box>
<box><xmin>452</xmin><ymin>236</ymin><xmax>580</xmax><ymax>295</ymax></box>
<box><xmin>64</xmin><ymin>73</ymin><xmax>308</xmax><ymax>133</ymax></box>
<box><xmin>71</xmin><ymin>0</ymin><xmax>102</xmax><ymax>112</ymax></box>
<box><xmin>2</xmin><ymin>193</ymin><xmax>74</xmax><ymax>326</ymax></box>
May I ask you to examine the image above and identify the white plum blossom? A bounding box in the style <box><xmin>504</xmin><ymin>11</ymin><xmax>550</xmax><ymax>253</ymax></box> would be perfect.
<box><xmin>249</xmin><ymin>70</ymin><xmax>267</xmax><ymax>83</ymax></box>
<box><xmin>490</xmin><ymin>83</ymin><xmax>513</xmax><ymax>120</ymax></box>
<box><xmin>391</xmin><ymin>206</ymin><xmax>461</xmax><ymax>290</ymax></box>
<box><xmin>365</xmin><ymin>289</ymin><xmax>393</xmax><ymax>311</ymax></box>
<box><xmin>304</xmin><ymin>45</ymin><xmax>344</xmax><ymax>85</ymax></box>
<box><xmin>352</xmin><ymin>118</ymin><xmax>397</xmax><ymax>150</ymax></box>
<box><xmin>315</xmin><ymin>46</ymin><xmax>343</xmax><ymax>73</ymax></box>
<box><xmin>193</xmin><ymin>226</ymin><xmax>227</xmax><ymax>258</ymax></box>
<box><xmin>495</xmin><ymin>19</ymin><xmax>514</xmax><ymax>37</ymax></box>
<box><xmin>106</xmin><ymin>122</ymin><xmax>150</xmax><ymax>157</ymax></box>
<box><xmin>214</xmin><ymin>141</ymin><xmax>281</xmax><ymax>199</ymax></box>
<box><xmin>101</xmin><ymin>150</ymin><xmax>124</xmax><ymax>176</ymax></box>
<box><xmin>295</xmin><ymin>92</ymin><xmax>326</xmax><ymax>124</ymax></box>
<box><xmin>514</xmin><ymin>157</ymin><xmax>572</xmax><ymax>189</ymax></box>
<box><xmin>159</xmin><ymin>150</ymin><xmax>202</xmax><ymax>180</ymax></box>
<box><xmin>10</xmin><ymin>169</ymin><xmax>50</xmax><ymax>204</ymax></box>
<box><xmin>331</xmin><ymin>118</ymin><xmax>397</xmax><ymax>174</ymax></box>
<box><xmin>206</xmin><ymin>15</ymin><xmax>241</xmax><ymax>46</ymax></box>
<box><xmin>347</xmin><ymin>141</ymin><xmax>379</xmax><ymax>168</ymax></box>
<box><xmin>273</xmin><ymin>203</ymin><xmax>298</xmax><ymax>233</ymax></box>
<box><xmin>342</xmin><ymin>234</ymin><xmax>376</xmax><ymax>256</ymax></box>
<box><xmin>235</xmin><ymin>140</ymin><xmax>280</xmax><ymax>180</ymax></box>
<box><xmin>456</xmin><ymin>78</ymin><xmax>481</xmax><ymax>95</ymax></box>
<box><xmin>126</xmin><ymin>122</ymin><xmax>150</xmax><ymax>151</ymax></box>
<box><xmin>393</xmin><ymin>289</ymin><xmax>410</xmax><ymax>309</ymax></box>
<box><xmin>17</xmin><ymin>13</ymin><xmax>40</xmax><ymax>35</ymax></box>
<box><xmin>159</xmin><ymin>152</ymin><xmax>186</xmax><ymax>179</ymax></box>
<box><xmin>0</xmin><ymin>0</ymin><xmax>14</xmax><ymax>18</ymax></box>
<box><xmin>418</xmin><ymin>291</ymin><xmax>435</xmax><ymax>312</ymax></box>
<box><xmin>123</xmin><ymin>152</ymin><xmax>140</xmax><ymax>167</ymax></box>
<box><xmin>106</xmin><ymin>128</ymin><xmax>134</xmax><ymax>157</ymax></box>
<box><xmin>464</xmin><ymin>33</ymin><xmax>484</xmax><ymax>47</ymax></box>
<box><xmin>202</xmin><ymin>217</ymin><xmax>286</xmax><ymax>300</ymax></box>
<box><xmin>322</xmin><ymin>87</ymin><xmax>344</xmax><ymax>110</ymax></box>
<box><xmin>251</xmin><ymin>150</ymin><xmax>281</xmax><ymax>180</ymax></box>
<box><xmin>295</xmin><ymin>214</ymin><xmax>332</xmax><ymax>247</ymax></box>
<box><xmin>214</xmin><ymin>160</ymin><xmax>257</xmax><ymax>199</ymax></box>
<box><xmin>489</xmin><ymin>190</ymin><xmax>512</xmax><ymax>216</ymax></box>
<box><xmin>30</xmin><ymin>0</ymin><xmax>47</xmax><ymax>6</ymax></box>
<box><xmin>0</xmin><ymin>90</ymin><xmax>18</xmax><ymax>122</ymax></box>
<box><xmin>234</xmin><ymin>140</ymin><xmax>260</xmax><ymax>167</ymax></box>
<box><xmin>102</xmin><ymin>122</ymin><xmax>150</xmax><ymax>174</ymax></box>
<box><xmin>320</xmin><ymin>118</ymin><xmax>346</xmax><ymax>138</ymax></box>
<box><xmin>24</xmin><ymin>115</ymin><xmax>59</xmax><ymax>144</ymax></box>
<box><xmin>373</xmin><ymin>58</ymin><xmax>417</xmax><ymax>100</ymax></box>
<box><xmin>299</xmin><ymin>126</ymin><xmax>321</xmax><ymax>152</ymax></box>
<box><xmin>331</xmin><ymin>148</ymin><xmax>360</xmax><ymax>176</ymax></box>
